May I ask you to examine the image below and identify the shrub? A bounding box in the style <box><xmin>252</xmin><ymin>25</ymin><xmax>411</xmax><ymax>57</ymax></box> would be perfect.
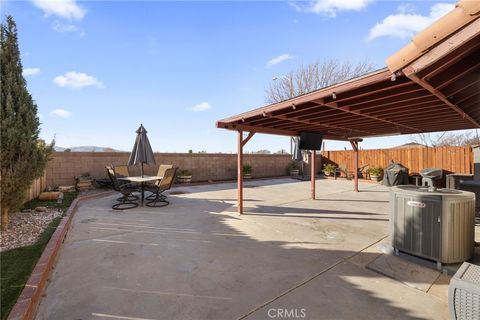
<box><xmin>0</xmin><ymin>16</ymin><xmax>54</xmax><ymax>230</ymax></box>
<box><xmin>178</xmin><ymin>169</ymin><xmax>192</xmax><ymax>176</ymax></box>
<box><xmin>323</xmin><ymin>163</ymin><xmax>336</xmax><ymax>174</ymax></box>
<box><xmin>368</xmin><ymin>167</ymin><xmax>384</xmax><ymax>176</ymax></box>
<box><xmin>288</xmin><ymin>162</ymin><xmax>300</xmax><ymax>170</ymax></box>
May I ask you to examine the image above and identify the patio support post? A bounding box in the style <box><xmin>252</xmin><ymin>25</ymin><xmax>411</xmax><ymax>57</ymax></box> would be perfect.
<box><xmin>350</xmin><ymin>139</ymin><xmax>360</xmax><ymax>192</ymax></box>
<box><xmin>310</xmin><ymin>150</ymin><xmax>316</xmax><ymax>200</ymax></box>
<box><xmin>237</xmin><ymin>130</ymin><xmax>243</xmax><ymax>214</ymax></box>
<box><xmin>237</xmin><ymin>130</ymin><xmax>255</xmax><ymax>214</ymax></box>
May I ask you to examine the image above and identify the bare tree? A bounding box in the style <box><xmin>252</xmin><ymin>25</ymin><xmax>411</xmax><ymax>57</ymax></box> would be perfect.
<box><xmin>265</xmin><ymin>58</ymin><xmax>375</xmax><ymax>103</ymax></box>
<box><xmin>411</xmin><ymin>130</ymin><xmax>480</xmax><ymax>147</ymax></box>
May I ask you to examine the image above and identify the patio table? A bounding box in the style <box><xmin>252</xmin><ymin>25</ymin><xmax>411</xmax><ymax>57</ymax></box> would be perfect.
<box><xmin>118</xmin><ymin>175</ymin><xmax>163</xmax><ymax>206</ymax></box>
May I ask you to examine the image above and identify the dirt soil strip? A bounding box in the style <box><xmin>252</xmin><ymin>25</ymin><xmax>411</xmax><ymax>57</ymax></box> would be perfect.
<box><xmin>7</xmin><ymin>191</ymin><xmax>115</xmax><ymax>320</ymax></box>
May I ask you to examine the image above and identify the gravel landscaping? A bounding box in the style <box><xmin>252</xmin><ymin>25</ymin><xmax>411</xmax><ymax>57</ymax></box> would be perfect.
<box><xmin>1</xmin><ymin>192</ymin><xmax>76</xmax><ymax>320</ymax></box>
<box><xmin>0</xmin><ymin>208</ymin><xmax>63</xmax><ymax>252</ymax></box>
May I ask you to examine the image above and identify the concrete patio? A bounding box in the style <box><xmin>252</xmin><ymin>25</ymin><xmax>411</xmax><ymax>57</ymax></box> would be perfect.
<box><xmin>36</xmin><ymin>178</ymin><xmax>451</xmax><ymax>320</ymax></box>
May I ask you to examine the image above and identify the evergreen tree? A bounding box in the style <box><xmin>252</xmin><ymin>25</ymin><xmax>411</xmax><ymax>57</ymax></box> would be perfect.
<box><xmin>0</xmin><ymin>15</ymin><xmax>53</xmax><ymax>230</ymax></box>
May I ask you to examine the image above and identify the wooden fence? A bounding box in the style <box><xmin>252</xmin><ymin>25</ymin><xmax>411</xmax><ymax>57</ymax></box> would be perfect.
<box><xmin>321</xmin><ymin>146</ymin><xmax>473</xmax><ymax>174</ymax></box>
<box><xmin>25</xmin><ymin>171</ymin><xmax>47</xmax><ymax>202</ymax></box>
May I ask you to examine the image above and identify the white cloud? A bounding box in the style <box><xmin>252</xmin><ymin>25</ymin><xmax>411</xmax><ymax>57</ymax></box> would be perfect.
<box><xmin>188</xmin><ymin>102</ymin><xmax>212</xmax><ymax>112</ymax></box>
<box><xmin>397</xmin><ymin>3</ymin><xmax>416</xmax><ymax>14</ymax></box>
<box><xmin>266</xmin><ymin>54</ymin><xmax>294</xmax><ymax>68</ymax></box>
<box><xmin>430</xmin><ymin>3</ymin><xmax>455</xmax><ymax>20</ymax></box>
<box><xmin>50</xmin><ymin>109</ymin><xmax>72</xmax><ymax>118</ymax></box>
<box><xmin>52</xmin><ymin>21</ymin><xmax>85</xmax><ymax>36</ymax></box>
<box><xmin>31</xmin><ymin>0</ymin><xmax>86</xmax><ymax>20</ymax></box>
<box><xmin>367</xmin><ymin>3</ymin><xmax>454</xmax><ymax>40</ymax></box>
<box><xmin>52</xmin><ymin>21</ymin><xmax>76</xmax><ymax>32</ymax></box>
<box><xmin>23</xmin><ymin>67</ymin><xmax>41</xmax><ymax>77</ymax></box>
<box><xmin>291</xmin><ymin>0</ymin><xmax>373</xmax><ymax>17</ymax></box>
<box><xmin>53</xmin><ymin>72</ymin><xmax>103</xmax><ymax>89</ymax></box>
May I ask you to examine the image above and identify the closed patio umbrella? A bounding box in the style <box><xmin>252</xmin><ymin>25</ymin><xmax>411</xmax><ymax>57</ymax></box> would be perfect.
<box><xmin>128</xmin><ymin>124</ymin><xmax>156</xmax><ymax>177</ymax></box>
<box><xmin>291</xmin><ymin>136</ymin><xmax>303</xmax><ymax>161</ymax></box>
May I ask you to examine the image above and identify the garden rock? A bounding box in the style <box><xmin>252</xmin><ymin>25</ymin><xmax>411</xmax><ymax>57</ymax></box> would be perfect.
<box><xmin>38</xmin><ymin>191</ymin><xmax>61</xmax><ymax>201</ymax></box>
<box><xmin>0</xmin><ymin>208</ymin><xmax>63</xmax><ymax>251</ymax></box>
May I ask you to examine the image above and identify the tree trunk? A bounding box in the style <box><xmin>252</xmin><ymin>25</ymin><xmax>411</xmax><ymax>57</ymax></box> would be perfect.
<box><xmin>1</xmin><ymin>206</ymin><xmax>9</xmax><ymax>231</ymax></box>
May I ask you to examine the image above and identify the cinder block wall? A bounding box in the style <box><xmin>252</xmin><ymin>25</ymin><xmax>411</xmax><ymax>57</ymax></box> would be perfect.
<box><xmin>46</xmin><ymin>152</ymin><xmax>297</xmax><ymax>187</ymax></box>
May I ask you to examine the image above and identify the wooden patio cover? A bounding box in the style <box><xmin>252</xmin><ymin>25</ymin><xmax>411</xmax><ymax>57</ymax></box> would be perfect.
<box><xmin>216</xmin><ymin>1</ymin><xmax>480</xmax><ymax>214</ymax></box>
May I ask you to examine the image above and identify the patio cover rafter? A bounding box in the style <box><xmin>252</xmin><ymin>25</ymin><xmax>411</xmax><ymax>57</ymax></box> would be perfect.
<box><xmin>265</xmin><ymin>114</ymin><xmax>376</xmax><ymax>137</ymax></box>
<box><xmin>217</xmin><ymin>67</ymin><xmax>478</xmax><ymax>140</ymax></box>
<box><xmin>313</xmin><ymin>100</ymin><xmax>423</xmax><ymax>134</ymax></box>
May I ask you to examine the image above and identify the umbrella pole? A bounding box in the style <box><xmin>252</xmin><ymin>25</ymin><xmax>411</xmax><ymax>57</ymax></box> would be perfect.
<box><xmin>141</xmin><ymin>162</ymin><xmax>145</xmax><ymax>206</ymax></box>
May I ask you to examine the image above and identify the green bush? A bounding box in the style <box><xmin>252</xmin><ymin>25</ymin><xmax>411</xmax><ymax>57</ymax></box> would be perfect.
<box><xmin>178</xmin><ymin>169</ymin><xmax>192</xmax><ymax>176</ymax></box>
<box><xmin>368</xmin><ymin>167</ymin><xmax>384</xmax><ymax>176</ymax></box>
<box><xmin>323</xmin><ymin>163</ymin><xmax>336</xmax><ymax>174</ymax></box>
<box><xmin>288</xmin><ymin>162</ymin><xmax>300</xmax><ymax>170</ymax></box>
<box><xmin>1</xmin><ymin>16</ymin><xmax>54</xmax><ymax>230</ymax></box>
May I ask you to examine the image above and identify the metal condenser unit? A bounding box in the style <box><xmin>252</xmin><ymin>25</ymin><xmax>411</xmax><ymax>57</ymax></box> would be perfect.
<box><xmin>390</xmin><ymin>186</ymin><xmax>475</xmax><ymax>266</ymax></box>
<box><xmin>420</xmin><ymin>168</ymin><xmax>443</xmax><ymax>187</ymax></box>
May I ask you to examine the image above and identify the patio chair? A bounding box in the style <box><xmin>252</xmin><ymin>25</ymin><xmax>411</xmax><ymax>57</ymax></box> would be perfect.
<box><xmin>113</xmin><ymin>165</ymin><xmax>130</xmax><ymax>177</ymax></box>
<box><xmin>358</xmin><ymin>164</ymin><xmax>370</xmax><ymax>179</ymax></box>
<box><xmin>146</xmin><ymin>164</ymin><xmax>173</xmax><ymax>200</ymax></box>
<box><xmin>145</xmin><ymin>167</ymin><xmax>177</xmax><ymax>207</ymax></box>
<box><xmin>109</xmin><ymin>165</ymin><xmax>139</xmax><ymax>201</ymax></box>
<box><xmin>334</xmin><ymin>165</ymin><xmax>346</xmax><ymax>179</ymax></box>
<box><xmin>112</xmin><ymin>164</ymin><xmax>140</xmax><ymax>200</ymax></box>
<box><xmin>334</xmin><ymin>164</ymin><xmax>353</xmax><ymax>180</ymax></box>
<box><xmin>106</xmin><ymin>166</ymin><xmax>139</xmax><ymax>210</ymax></box>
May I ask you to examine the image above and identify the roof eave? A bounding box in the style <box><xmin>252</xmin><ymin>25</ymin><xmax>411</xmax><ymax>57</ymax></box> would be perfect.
<box><xmin>386</xmin><ymin>0</ymin><xmax>480</xmax><ymax>72</ymax></box>
<box><xmin>217</xmin><ymin>68</ymin><xmax>391</xmax><ymax>125</ymax></box>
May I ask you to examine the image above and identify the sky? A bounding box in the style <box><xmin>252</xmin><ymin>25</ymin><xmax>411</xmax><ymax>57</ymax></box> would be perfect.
<box><xmin>4</xmin><ymin>0</ymin><xmax>472</xmax><ymax>153</ymax></box>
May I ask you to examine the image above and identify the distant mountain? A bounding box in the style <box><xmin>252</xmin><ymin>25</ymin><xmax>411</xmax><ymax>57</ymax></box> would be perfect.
<box><xmin>54</xmin><ymin>146</ymin><xmax>125</xmax><ymax>152</ymax></box>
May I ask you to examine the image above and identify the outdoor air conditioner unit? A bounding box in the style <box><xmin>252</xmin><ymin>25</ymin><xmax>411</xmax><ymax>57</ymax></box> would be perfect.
<box><xmin>449</xmin><ymin>262</ymin><xmax>480</xmax><ymax>320</ymax></box>
<box><xmin>390</xmin><ymin>186</ymin><xmax>475</xmax><ymax>267</ymax></box>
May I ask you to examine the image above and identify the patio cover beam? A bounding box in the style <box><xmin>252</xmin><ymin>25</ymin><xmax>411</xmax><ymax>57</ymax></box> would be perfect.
<box><xmin>221</xmin><ymin>123</ymin><xmax>297</xmax><ymax>137</ymax></box>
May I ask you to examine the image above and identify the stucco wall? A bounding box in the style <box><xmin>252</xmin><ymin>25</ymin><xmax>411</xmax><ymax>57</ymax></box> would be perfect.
<box><xmin>46</xmin><ymin>152</ymin><xmax>299</xmax><ymax>187</ymax></box>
